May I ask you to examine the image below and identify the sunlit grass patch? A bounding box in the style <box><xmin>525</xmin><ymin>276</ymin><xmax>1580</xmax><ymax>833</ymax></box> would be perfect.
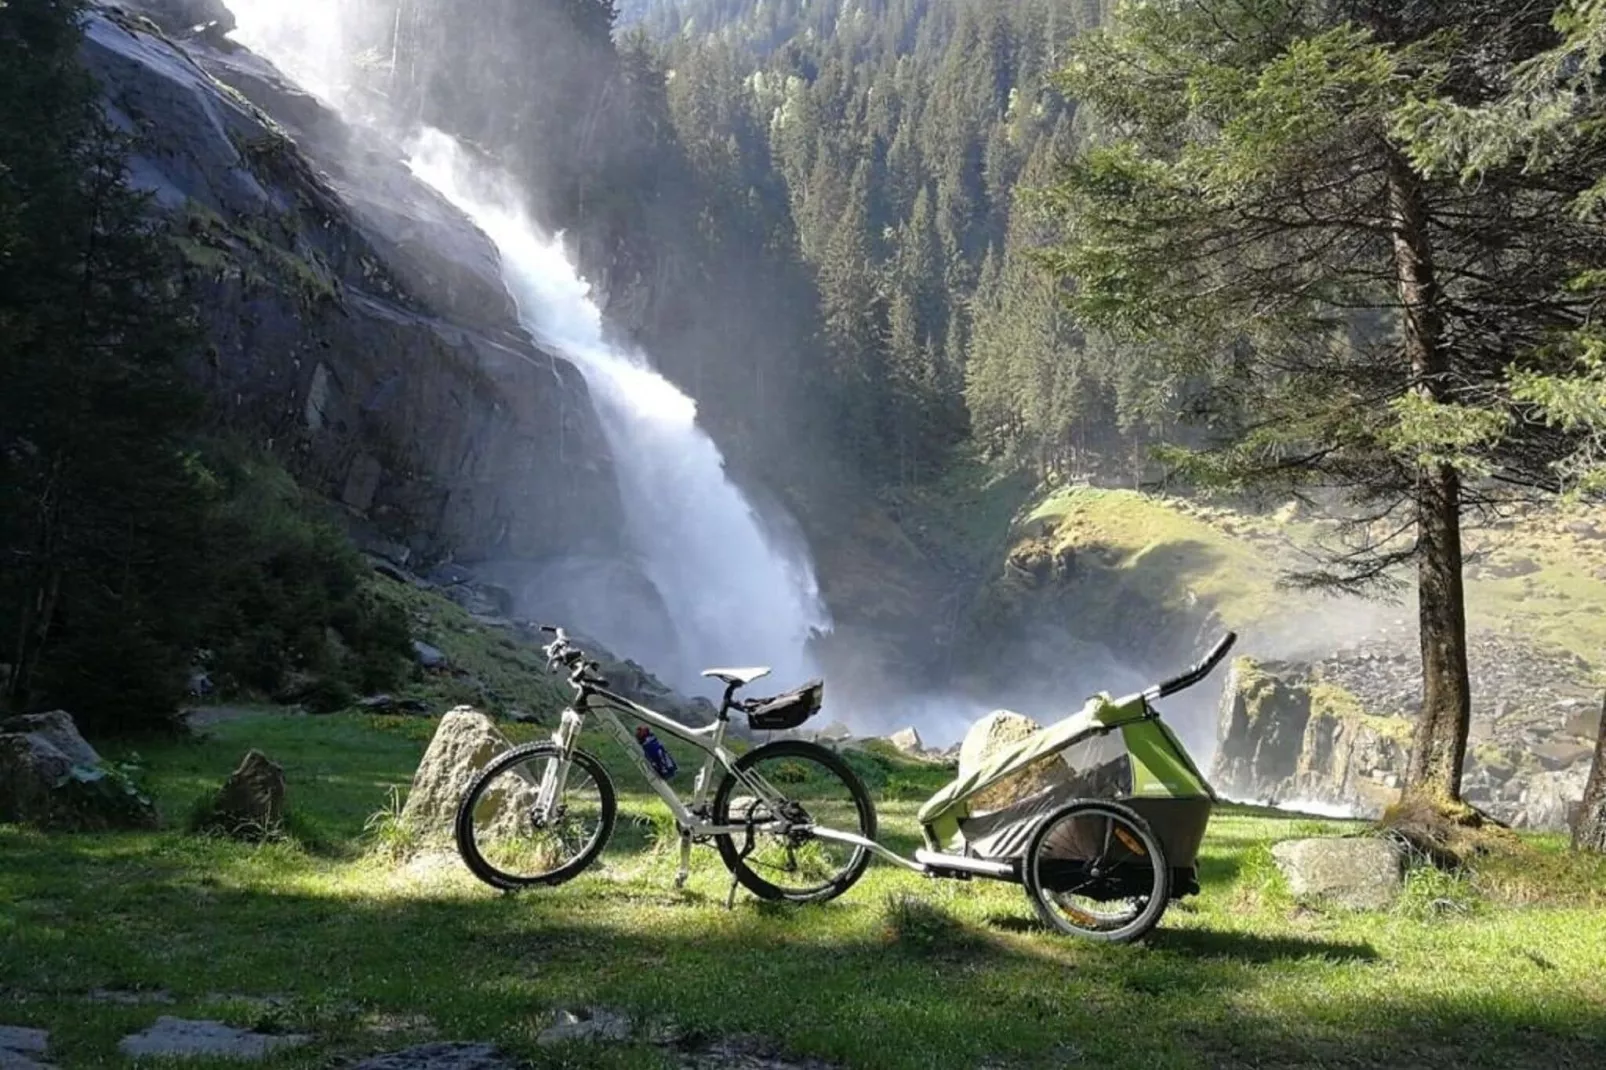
<box><xmin>1</xmin><ymin>713</ymin><xmax>1603</xmax><ymax>1070</ymax></box>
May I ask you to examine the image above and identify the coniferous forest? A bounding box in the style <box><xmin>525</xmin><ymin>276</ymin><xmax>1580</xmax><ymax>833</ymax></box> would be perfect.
<box><xmin>5</xmin><ymin>0</ymin><xmax>1606</xmax><ymax>833</ymax></box>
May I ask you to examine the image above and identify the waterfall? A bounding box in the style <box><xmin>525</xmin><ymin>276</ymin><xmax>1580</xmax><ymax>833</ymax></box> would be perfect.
<box><xmin>225</xmin><ymin>2</ymin><xmax>831</xmax><ymax>695</ymax></box>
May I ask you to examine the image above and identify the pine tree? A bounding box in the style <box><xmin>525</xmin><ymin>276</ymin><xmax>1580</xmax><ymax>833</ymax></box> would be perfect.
<box><xmin>1043</xmin><ymin>0</ymin><xmax>1605</xmax><ymax>809</ymax></box>
<box><xmin>0</xmin><ymin>0</ymin><xmax>208</xmax><ymax>727</ymax></box>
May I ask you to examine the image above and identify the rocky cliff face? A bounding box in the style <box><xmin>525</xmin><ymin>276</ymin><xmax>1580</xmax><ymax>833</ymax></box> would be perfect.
<box><xmin>1213</xmin><ymin>633</ymin><xmax>1600</xmax><ymax>831</ymax></box>
<box><xmin>84</xmin><ymin>2</ymin><xmax>622</xmax><ymax>565</ymax></box>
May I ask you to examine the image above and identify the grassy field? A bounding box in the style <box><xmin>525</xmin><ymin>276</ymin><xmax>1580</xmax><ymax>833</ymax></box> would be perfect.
<box><xmin>3</xmin><ymin>711</ymin><xmax>1605</xmax><ymax>1070</ymax></box>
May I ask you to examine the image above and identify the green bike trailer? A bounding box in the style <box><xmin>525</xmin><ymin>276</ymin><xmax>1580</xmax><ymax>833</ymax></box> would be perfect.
<box><xmin>917</xmin><ymin>689</ymin><xmax>1219</xmax><ymax>899</ymax></box>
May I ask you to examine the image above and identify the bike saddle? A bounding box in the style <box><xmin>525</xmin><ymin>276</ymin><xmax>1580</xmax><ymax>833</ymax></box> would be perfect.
<box><xmin>701</xmin><ymin>666</ymin><xmax>772</xmax><ymax>686</ymax></box>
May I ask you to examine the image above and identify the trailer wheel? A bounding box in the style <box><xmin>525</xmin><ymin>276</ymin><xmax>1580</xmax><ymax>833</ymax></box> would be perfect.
<box><xmin>1022</xmin><ymin>799</ymin><xmax>1171</xmax><ymax>944</ymax></box>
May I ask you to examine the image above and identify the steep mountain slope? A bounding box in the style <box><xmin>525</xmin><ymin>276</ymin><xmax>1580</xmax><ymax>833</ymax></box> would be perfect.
<box><xmin>85</xmin><ymin>2</ymin><xmax>621</xmax><ymax>565</ymax></box>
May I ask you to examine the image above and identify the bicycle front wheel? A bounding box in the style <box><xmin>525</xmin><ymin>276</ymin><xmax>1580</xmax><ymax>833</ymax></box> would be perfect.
<box><xmin>712</xmin><ymin>739</ymin><xmax>877</xmax><ymax>903</ymax></box>
<box><xmin>454</xmin><ymin>743</ymin><xmax>616</xmax><ymax>890</ymax></box>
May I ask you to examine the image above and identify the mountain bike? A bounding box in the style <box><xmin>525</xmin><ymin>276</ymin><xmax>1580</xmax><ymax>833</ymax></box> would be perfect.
<box><xmin>453</xmin><ymin>626</ymin><xmax>877</xmax><ymax>904</ymax></box>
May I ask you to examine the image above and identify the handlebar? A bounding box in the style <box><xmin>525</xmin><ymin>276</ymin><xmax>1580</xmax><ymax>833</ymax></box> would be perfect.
<box><xmin>538</xmin><ymin>624</ymin><xmax>607</xmax><ymax>688</ymax></box>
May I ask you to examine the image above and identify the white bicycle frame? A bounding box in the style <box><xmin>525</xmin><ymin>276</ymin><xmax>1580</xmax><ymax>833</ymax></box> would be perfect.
<box><xmin>536</xmin><ymin>681</ymin><xmax>800</xmax><ymax>841</ymax></box>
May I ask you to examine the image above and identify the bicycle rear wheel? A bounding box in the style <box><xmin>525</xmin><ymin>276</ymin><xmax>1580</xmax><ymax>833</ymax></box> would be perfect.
<box><xmin>712</xmin><ymin>739</ymin><xmax>876</xmax><ymax>903</ymax></box>
<box><xmin>454</xmin><ymin>743</ymin><xmax>616</xmax><ymax>890</ymax></box>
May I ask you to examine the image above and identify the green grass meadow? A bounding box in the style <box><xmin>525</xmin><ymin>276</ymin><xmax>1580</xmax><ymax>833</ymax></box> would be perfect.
<box><xmin>3</xmin><ymin>711</ymin><xmax>1604</xmax><ymax>1069</ymax></box>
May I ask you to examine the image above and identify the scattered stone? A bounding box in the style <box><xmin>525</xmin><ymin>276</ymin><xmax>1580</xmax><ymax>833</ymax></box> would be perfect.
<box><xmin>1513</xmin><ymin>766</ymin><xmax>1592</xmax><ymax>831</ymax></box>
<box><xmin>351</xmin><ymin>1042</ymin><xmax>516</xmax><ymax>1070</ymax></box>
<box><xmin>358</xmin><ymin>1013</ymin><xmax>435</xmax><ymax>1038</ymax></box>
<box><xmin>886</xmin><ymin>727</ymin><xmax>924</xmax><ymax>756</ymax></box>
<box><xmin>0</xmin><ymin>712</ymin><xmax>157</xmax><ymax>831</ymax></box>
<box><xmin>0</xmin><ymin>1026</ymin><xmax>51</xmax><ymax>1070</ymax></box>
<box><xmin>1271</xmin><ymin>837</ymin><xmax>1404</xmax><ymax>910</ymax></box>
<box><xmin>957</xmin><ymin>711</ymin><xmax>1068</xmax><ymax>812</ymax></box>
<box><xmin>397</xmin><ymin>707</ymin><xmax>518</xmax><ymax>843</ymax></box>
<box><xmin>1533</xmin><ymin>740</ymin><xmax>1595</xmax><ymax>771</ymax></box>
<box><xmin>116</xmin><ymin>1018</ymin><xmax>308</xmax><ymax>1061</ymax></box>
<box><xmin>536</xmin><ymin>1006</ymin><xmax>634</xmax><ymax>1046</ymax></box>
<box><xmin>412</xmin><ymin>641</ymin><xmax>449</xmax><ymax>671</ymax></box>
<box><xmin>358</xmin><ymin>695</ymin><xmax>431</xmax><ymax>716</ymax></box>
<box><xmin>204</xmin><ymin>750</ymin><xmax>286</xmax><ymax>835</ymax></box>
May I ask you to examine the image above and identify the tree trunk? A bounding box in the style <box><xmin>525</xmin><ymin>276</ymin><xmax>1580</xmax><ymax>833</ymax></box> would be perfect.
<box><xmin>1387</xmin><ymin>148</ymin><xmax>1473</xmax><ymax>806</ymax></box>
<box><xmin>1574</xmin><ymin>693</ymin><xmax>1606</xmax><ymax>853</ymax></box>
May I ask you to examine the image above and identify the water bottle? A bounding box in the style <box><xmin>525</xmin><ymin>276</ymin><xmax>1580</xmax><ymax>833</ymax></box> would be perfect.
<box><xmin>636</xmin><ymin>725</ymin><xmax>678</xmax><ymax>780</ymax></box>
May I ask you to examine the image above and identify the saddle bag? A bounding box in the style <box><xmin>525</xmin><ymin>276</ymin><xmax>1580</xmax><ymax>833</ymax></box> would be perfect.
<box><xmin>744</xmin><ymin>679</ymin><xmax>824</xmax><ymax>731</ymax></box>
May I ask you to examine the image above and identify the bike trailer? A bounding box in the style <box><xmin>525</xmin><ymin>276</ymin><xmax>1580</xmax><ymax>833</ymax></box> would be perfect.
<box><xmin>916</xmin><ymin>693</ymin><xmax>1217</xmax><ymax>890</ymax></box>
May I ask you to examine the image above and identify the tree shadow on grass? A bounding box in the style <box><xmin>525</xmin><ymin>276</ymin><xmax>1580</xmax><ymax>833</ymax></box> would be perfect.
<box><xmin>5</xmin><ymin>832</ymin><xmax>1604</xmax><ymax>1070</ymax></box>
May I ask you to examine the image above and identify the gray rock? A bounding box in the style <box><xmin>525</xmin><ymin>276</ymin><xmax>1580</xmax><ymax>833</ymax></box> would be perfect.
<box><xmin>1512</xmin><ymin>766</ymin><xmax>1591</xmax><ymax>831</ymax></box>
<box><xmin>116</xmin><ymin>1018</ymin><xmax>308</xmax><ymax>1060</ymax></box>
<box><xmin>0</xmin><ymin>714</ymin><xmax>157</xmax><ymax>831</ymax></box>
<box><xmin>207</xmin><ymin>750</ymin><xmax>286</xmax><ymax>834</ymax></box>
<box><xmin>413</xmin><ymin>641</ymin><xmax>448</xmax><ymax>671</ymax></box>
<box><xmin>1271</xmin><ymin>837</ymin><xmax>1404</xmax><ymax>910</ymax></box>
<box><xmin>352</xmin><ymin>1043</ymin><xmax>519</xmax><ymax>1070</ymax></box>
<box><xmin>0</xmin><ymin>1026</ymin><xmax>51</xmax><ymax>1070</ymax></box>
<box><xmin>536</xmin><ymin>1007</ymin><xmax>633</xmax><ymax>1046</ymax></box>
<box><xmin>0</xmin><ymin>711</ymin><xmax>102</xmax><ymax>769</ymax></box>
<box><xmin>957</xmin><ymin>711</ymin><xmax>1067</xmax><ymax>813</ymax></box>
<box><xmin>886</xmin><ymin>727</ymin><xmax>924</xmax><ymax>755</ymax></box>
<box><xmin>398</xmin><ymin>707</ymin><xmax>519</xmax><ymax>844</ymax></box>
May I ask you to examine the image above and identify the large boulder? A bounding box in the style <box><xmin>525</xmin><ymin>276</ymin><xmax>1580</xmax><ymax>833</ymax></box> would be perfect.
<box><xmin>1270</xmin><ymin>836</ymin><xmax>1405</xmax><ymax>910</ymax></box>
<box><xmin>0</xmin><ymin>712</ymin><xmax>157</xmax><ymax>831</ymax></box>
<box><xmin>957</xmin><ymin>711</ymin><xmax>1070</xmax><ymax>813</ymax></box>
<box><xmin>398</xmin><ymin>706</ymin><xmax>518</xmax><ymax>843</ymax></box>
<box><xmin>202</xmin><ymin>750</ymin><xmax>287</xmax><ymax>836</ymax></box>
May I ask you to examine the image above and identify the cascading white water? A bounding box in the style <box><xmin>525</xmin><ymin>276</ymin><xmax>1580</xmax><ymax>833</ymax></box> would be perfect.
<box><xmin>226</xmin><ymin>2</ymin><xmax>831</xmax><ymax>694</ymax></box>
<box><xmin>404</xmin><ymin>131</ymin><xmax>830</xmax><ymax>689</ymax></box>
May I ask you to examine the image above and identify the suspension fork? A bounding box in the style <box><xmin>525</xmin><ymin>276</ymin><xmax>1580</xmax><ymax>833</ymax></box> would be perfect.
<box><xmin>534</xmin><ymin>706</ymin><xmax>584</xmax><ymax>819</ymax></box>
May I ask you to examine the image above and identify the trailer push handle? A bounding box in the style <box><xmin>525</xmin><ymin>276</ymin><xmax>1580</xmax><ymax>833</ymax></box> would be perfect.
<box><xmin>1148</xmin><ymin>632</ymin><xmax>1237</xmax><ymax>700</ymax></box>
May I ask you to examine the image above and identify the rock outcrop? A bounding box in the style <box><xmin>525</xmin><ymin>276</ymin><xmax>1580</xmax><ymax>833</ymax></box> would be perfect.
<box><xmin>1213</xmin><ymin>645</ymin><xmax>1599</xmax><ymax>830</ymax></box>
<box><xmin>81</xmin><ymin>5</ymin><xmax>622</xmax><ymax>565</ymax></box>
<box><xmin>1213</xmin><ymin>658</ymin><xmax>1410</xmax><ymax>816</ymax></box>
<box><xmin>0</xmin><ymin>712</ymin><xmax>158</xmax><ymax>831</ymax></box>
<box><xmin>399</xmin><ymin>706</ymin><xmax>517</xmax><ymax>842</ymax></box>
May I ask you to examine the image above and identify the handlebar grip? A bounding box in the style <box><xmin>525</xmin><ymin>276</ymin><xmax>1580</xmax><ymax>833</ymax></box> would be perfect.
<box><xmin>1155</xmin><ymin>631</ymin><xmax>1238</xmax><ymax>698</ymax></box>
<box><xmin>541</xmin><ymin>625</ymin><xmax>558</xmax><ymax>634</ymax></box>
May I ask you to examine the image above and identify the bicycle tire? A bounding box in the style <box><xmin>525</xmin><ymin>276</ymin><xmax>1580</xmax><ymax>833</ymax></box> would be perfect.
<box><xmin>1022</xmin><ymin>799</ymin><xmax>1170</xmax><ymax>944</ymax></box>
<box><xmin>711</xmin><ymin>739</ymin><xmax>877</xmax><ymax>903</ymax></box>
<box><xmin>454</xmin><ymin>742</ymin><xmax>616</xmax><ymax>891</ymax></box>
